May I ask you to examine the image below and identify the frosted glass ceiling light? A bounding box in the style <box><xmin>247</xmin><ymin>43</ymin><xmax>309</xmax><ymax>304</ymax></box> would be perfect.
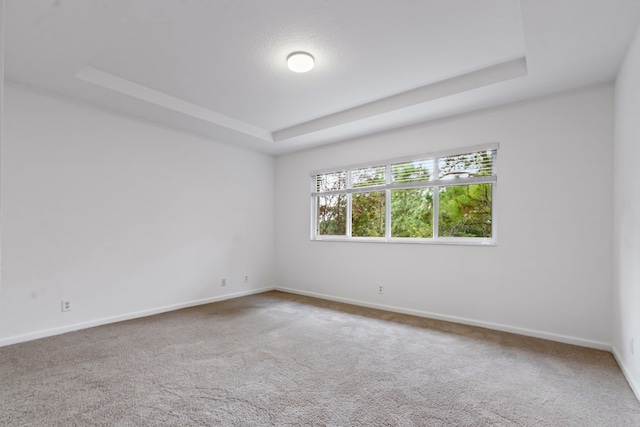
<box><xmin>287</xmin><ymin>52</ymin><xmax>314</xmax><ymax>73</ymax></box>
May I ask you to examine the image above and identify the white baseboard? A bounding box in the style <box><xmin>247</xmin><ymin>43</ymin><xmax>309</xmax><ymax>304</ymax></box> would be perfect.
<box><xmin>0</xmin><ymin>284</ymin><xmax>613</xmax><ymax>354</ymax></box>
<box><xmin>0</xmin><ymin>287</ymin><xmax>276</xmax><ymax>348</ymax></box>
<box><xmin>612</xmin><ymin>346</ymin><xmax>640</xmax><ymax>402</ymax></box>
<box><xmin>274</xmin><ymin>287</ymin><xmax>612</xmax><ymax>351</ymax></box>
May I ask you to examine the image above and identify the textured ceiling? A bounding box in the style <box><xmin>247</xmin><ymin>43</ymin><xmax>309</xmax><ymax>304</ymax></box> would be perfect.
<box><xmin>5</xmin><ymin>0</ymin><xmax>640</xmax><ymax>154</ymax></box>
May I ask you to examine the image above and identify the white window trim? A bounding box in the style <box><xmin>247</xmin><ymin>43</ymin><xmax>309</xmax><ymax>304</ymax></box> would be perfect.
<box><xmin>310</xmin><ymin>143</ymin><xmax>498</xmax><ymax>246</ymax></box>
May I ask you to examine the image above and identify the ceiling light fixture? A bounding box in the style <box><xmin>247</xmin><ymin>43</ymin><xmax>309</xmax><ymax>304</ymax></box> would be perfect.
<box><xmin>287</xmin><ymin>52</ymin><xmax>314</xmax><ymax>73</ymax></box>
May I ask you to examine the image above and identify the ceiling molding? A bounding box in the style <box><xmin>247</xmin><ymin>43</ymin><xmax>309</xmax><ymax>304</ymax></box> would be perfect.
<box><xmin>76</xmin><ymin>66</ymin><xmax>273</xmax><ymax>142</ymax></box>
<box><xmin>76</xmin><ymin>58</ymin><xmax>528</xmax><ymax>146</ymax></box>
<box><xmin>273</xmin><ymin>57</ymin><xmax>528</xmax><ymax>142</ymax></box>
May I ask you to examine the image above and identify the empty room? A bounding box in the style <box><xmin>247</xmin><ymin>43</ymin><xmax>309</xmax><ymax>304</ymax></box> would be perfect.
<box><xmin>1</xmin><ymin>0</ymin><xmax>640</xmax><ymax>425</ymax></box>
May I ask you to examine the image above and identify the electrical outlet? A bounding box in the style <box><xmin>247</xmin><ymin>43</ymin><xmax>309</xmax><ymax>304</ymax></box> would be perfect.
<box><xmin>61</xmin><ymin>300</ymin><xmax>72</xmax><ymax>312</ymax></box>
<box><xmin>378</xmin><ymin>285</ymin><xmax>383</xmax><ymax>294</ymax></box>
<box><xmin>631</xmin><ymin>338</ymin><xmax>635</xmax><ymax>355</ymax></box>
<box><xmin>244</xmin><ymin>275</ymin><xmax>249</xmax><ymax>283</ymax></box>
<box><xmin>221</xmin><ymin>278</ymin><xmax>226</xmax><ymax>287</ymax></box>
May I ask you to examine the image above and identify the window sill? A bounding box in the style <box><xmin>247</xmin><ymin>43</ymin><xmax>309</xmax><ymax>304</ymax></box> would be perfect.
<box><xmin>310</xmin><ymin>236</ymin><xmax>496</xmax><ymax>246</ymax></box>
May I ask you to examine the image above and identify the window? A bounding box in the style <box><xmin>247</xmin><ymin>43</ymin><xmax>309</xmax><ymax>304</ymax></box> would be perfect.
<box><xmin>311</xmin><ymin>143</ymin><xmax>498</xmax><ymax>245</ymax></box>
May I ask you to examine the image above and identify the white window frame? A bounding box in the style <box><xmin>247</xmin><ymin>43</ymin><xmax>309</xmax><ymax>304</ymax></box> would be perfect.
<box><xmin>310</xmin><ymin>143</ymin><xmax>498</xmax><ymax>246</ymax></box>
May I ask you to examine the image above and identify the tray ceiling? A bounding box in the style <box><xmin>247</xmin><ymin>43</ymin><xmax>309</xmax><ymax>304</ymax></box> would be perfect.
<box><xmin>5</xmin><ymin>0</ymin><xmax>640</xmax><ymax>154</ymax></box>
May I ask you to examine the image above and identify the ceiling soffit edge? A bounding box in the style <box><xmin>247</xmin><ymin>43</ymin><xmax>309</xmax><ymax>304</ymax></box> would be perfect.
<box><xmin>76</xmin><ymin>57</ymin><xmax>528</xmax><ymax>145</ymax></box>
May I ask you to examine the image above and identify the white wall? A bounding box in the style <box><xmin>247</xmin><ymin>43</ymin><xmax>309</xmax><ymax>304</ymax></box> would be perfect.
<box><xmin>0</xmin><ymin>0</ymin><xmax>4</xmax><ymax>332</ymax></box>
<box><xmin>0</xmin><ymin>83</ymin><xmax>275</xmax><ymax>344</ymax></box>
<box><xmin>276</xmin><ymin>85</ymin><xmax>614</xmax><ymax>348</ymax></box>
<box><xmin>613</xmin><ymin>26</ymin><xmax>640</xmax><ymax>397</ymax></box>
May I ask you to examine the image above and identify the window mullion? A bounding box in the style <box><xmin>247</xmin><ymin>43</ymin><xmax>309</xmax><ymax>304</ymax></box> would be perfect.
<box><xmin>310</xmin><ymin>176</ymin><xmax>316</xmax><ymax>239</ymax></box>
<box><xmin>433</xmin><ymin>186</ymin><xmax>439</xmax><ymax>239</ymax></box>
<box><xmin>385</xmin><ymin>164</ymin><xmax>391</xmax><ymax>240</ymax></box>
<box><xmin>346</xmin><ymin>171</ymin><xmax>352</xmax><ymax>238</ymax></box>
<box><xmin>492</xmin><ymin>182</ymin><xmax>497</xmax><ymax>241</ymax></box>
<box><xmin>433</xmin><ymin>157</ymin><xmax>440</xmax><ymax>238</ymax></box>
<box><xmin>346</xmin><ymin>194</ymin><xmax>352</xmax><ymax>237</ymax></box>
<box><xmin>492</xmin><ymin>150</ymin><xmax>498</xmax><ymax>241</ymax></box>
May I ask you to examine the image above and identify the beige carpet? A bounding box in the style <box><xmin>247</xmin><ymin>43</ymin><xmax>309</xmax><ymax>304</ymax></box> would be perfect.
<box><xmin>1</xmin><ymin>291</ymin><xmax>639</xmax><ymax>426</ymax></box>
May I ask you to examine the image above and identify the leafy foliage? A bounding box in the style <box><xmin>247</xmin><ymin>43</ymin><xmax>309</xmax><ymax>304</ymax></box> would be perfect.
<box><xmin>317</xmin><ymin>195</ymin><xmax>346</xmax><ymax>235</ymax></box>
<box><xmin>391</xmin><ymin>188</ymin><xmax>433</xmax><ymax>238</ymax></box>
<box><xmin>439</xmin><ymin>184</ymin><xmax>492</xmax><ymax>238</ymax></box>
<box><xmin>352</xmin><ymin>191</ymin><xmax>385</xmax><ymax>237</ymax></box>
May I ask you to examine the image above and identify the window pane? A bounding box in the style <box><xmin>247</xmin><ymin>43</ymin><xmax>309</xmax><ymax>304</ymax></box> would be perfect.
<box><xmin>316</xmin><ymin>171</ymin><xmax>346</xmax><ymax>192</ymax></box>
<box><xmin>438</xmin><ymin>184</ymin><xmax>492</xmax><ymax>237</ymax></box>
<box><xmin>317</xmin><ymin>194</ymin><xmax>347</xmax><ymax>235</ymax></box>
<box><xmin>391</xmin><ymin>188</ymin><xmax>433</xmax><ymax>238</ymax></box>
<box><xmin>352</xmin><ymin>191</ymin><xmax>385</xmax><ymax>237</ymax></box>
<box><xmin>438</xmin><ymin>150</ymin><xmax>494</xmax><ymax>180</ymax></box>
<box><xmin>351</xmin><ymin>165</ymin><xmax>386</xmax><ymax>188</ymax></box>
<box><xmin>391</xmin><ymin>159</ymin><xmax>434</xmax><ymax>184</ymax></box>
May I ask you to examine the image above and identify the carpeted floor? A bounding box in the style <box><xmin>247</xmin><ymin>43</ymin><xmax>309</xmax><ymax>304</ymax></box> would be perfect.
<box><xmin>1</xmin><ymin>291</ymin><xmax>639</xmax><ymax>426</ymax></box>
